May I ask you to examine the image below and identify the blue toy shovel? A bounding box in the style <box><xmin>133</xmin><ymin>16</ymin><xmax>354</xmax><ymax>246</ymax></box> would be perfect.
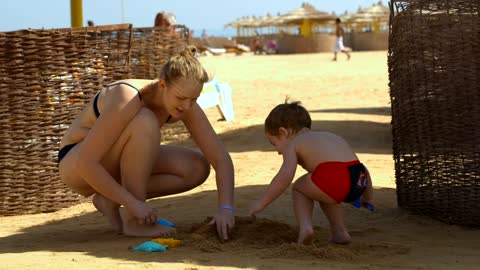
<box><xmin>352</xmin><ymin>198</ymin><xmax>375</xmax><ymax>212</ymax></box>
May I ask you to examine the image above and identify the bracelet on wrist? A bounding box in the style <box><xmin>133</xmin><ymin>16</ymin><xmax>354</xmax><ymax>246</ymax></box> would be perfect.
<box><xmin>219</xmin><ymin>205</ymin><xmax>234</xmax><ymax>211</ymax></box>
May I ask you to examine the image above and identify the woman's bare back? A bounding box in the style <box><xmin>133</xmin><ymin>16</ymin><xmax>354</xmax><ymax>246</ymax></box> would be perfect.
<box><xmin>60</xmin><ymin>79</ymin><xmax>155</xmax><ymax>149</ymax></box>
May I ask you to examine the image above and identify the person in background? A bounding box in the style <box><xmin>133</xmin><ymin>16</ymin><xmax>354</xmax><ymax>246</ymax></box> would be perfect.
<box><xmin>154</xmin><ymin>11</ymin><xmax>177</xmax><ymax>35</ymax></box>
<box><xmin>333</xmin><ymin>18</ymin><xmax>351</xmax><ymax>61</ymax></box>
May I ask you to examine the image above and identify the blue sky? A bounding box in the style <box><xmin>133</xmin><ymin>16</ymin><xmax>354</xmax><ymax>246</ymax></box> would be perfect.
<box><xmin>2</xmin><ymin>0</ymin><xmax>388</xmax><ymax>35</ymax></box>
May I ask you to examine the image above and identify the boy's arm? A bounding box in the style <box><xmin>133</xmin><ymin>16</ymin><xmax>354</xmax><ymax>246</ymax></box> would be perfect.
<box><xmin>252</xmin><ymin>143</ymin><xmax>298</xmax><ymax>213</ymax></box>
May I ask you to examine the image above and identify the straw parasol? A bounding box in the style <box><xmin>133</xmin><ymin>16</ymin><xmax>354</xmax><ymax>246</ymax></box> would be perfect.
<box><xmin>280</xmin><ymin>3</ymin><xmax>336</xmax><ymax>25</ymax></box>
<box><xmin>344</xmin><ymin>1</ymin><xmax>389</xmax><ymax>32</ymax></box>
<box><xmin>257</xmin><ymin>14</ymin><xmax>284</xmax><ymax>27</ymax></box>
<box><xmin>351</xmin><ymin>1</ymin><xmax>390</xmax><ymax>23</ymax></box>
<box><xmin>225</xmin><ymin>16</ymin><xmax>260</xmax><ymax>36</ymax></box>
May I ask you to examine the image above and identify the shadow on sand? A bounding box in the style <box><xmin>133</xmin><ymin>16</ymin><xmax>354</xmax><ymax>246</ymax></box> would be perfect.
<box><xmin>0</xmin><ymin>186</ymin><xmax>408</xmax><ymax>268</ymax></box>
<box><xmin>218</xmin><ymin>119</ymin><xmax>392</xmax><ymax>154</ymax></box>
<box><xmin>309</xmin><ymin>107</ymin><xmax>391</xmax><ymax>116</ymax></box>
<box><xmin>167</xmin><ymin>107</ymin><xmax>392</xmax><ymax>155</ymax></box>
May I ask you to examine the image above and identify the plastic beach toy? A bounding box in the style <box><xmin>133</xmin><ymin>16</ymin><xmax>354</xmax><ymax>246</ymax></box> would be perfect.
<box><xmin>157</xmin><ymin>218</ymin><xmax>175</xmax><ymax>228</ymax></box>
<box><xmin>152</xmin><ymin>238</ymin><xmax>182</xmax><ymax>248</ymax></box>
<box><xmin>352</xmin><ymin>198</ymin><xmax>376</xmax><ymax>212</ymax></box>
<box><xmin>132</xmin><ymin>241</ymin><xmax>168</xmax><ymax>252</ymax></box>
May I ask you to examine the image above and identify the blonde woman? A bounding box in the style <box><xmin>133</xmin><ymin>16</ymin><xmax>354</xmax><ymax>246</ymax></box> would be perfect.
<box><xmin>58</xmin><ymin>46</ymin><xmax>234</xmax><ymax>241</ymax></box>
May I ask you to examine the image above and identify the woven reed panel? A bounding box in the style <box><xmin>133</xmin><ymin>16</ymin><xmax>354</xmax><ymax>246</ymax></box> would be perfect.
<box><xmin>389</xmin><ymin>0</ymin><xmax>480</xmax><ymax>226</ymax></box>
<box><xmin>0</xmin><ymin>25</ymin><xmax>133</xmax><ymax>216</ymax></box>
<box><xmin>130</xmin><ymin>25</ymin><xmax>189</xmax><ymax>79</ymax></box>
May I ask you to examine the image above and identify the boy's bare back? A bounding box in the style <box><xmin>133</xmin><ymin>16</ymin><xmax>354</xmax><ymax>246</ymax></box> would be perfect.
<box><xmin>292</xmin><ymin>130</ymin><xmax>359</xmax><ymax>172</ymax></box>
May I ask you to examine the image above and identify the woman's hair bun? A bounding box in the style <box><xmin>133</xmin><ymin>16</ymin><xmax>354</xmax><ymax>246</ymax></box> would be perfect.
<box><xmin>179</xmin><ymin>45</ymin><xmax>197</xmax><ymax>57</ymax></box>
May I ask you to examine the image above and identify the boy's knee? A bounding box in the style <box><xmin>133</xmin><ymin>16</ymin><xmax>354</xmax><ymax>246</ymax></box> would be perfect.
<box><xmin>292</xmin><ymin>180</ymin><xmax>301</xmax><ymax>191</ymax></box>
<box><xmin>292</xmin><ymin>174</ymin><xmax>311</xmax><ymax>191</ymax></box>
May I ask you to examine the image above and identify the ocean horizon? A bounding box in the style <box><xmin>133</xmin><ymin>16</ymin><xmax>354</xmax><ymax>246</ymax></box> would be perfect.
<box><xmin>191</xmin><ymin>28</ymin><xmax>237</xmax><ymax>38</ymax></box>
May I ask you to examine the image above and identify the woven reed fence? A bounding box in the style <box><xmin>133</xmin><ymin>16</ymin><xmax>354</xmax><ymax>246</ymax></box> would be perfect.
<box><xmin>130</xmin><ymin>25</ymin><xmax>189</xmax><ymax>79</ymax></box>
<box><xmin>389</xmin><ymin>0</ymin><xmax>480</xmax><ymax>226</ymax></box>
<box><xmin>0</xmin><ymin>24</ymin><xmax>188</xmax><ymax>216</ymax></box>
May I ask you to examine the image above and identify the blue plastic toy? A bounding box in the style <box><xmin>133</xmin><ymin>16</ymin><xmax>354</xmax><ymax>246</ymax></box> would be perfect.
<box><xmin>132</xmin><ymin>241</ymin><xmax>168</xmax><ymax>252</ymax></box>
<box><xmin>352</xmin><ymin>198</ymin><xmax>376</xmax><ymax>212</ymax></box>
<box><xmin>157</xmin><ymin>218</ymin><xmax>175</xmax><ymax>228</ymax></box>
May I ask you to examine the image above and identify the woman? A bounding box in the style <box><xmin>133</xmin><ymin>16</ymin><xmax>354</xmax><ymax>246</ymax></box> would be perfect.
<box><xmin>58</xmin><ymin>46</ymin><xmax>234</xmax><ymax>240</ymax></box>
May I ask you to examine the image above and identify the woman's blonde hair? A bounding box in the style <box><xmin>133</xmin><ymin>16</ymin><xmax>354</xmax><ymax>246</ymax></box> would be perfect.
<box><xmin>160</xmin><ymin>45</ymin><xmax>210</xmax><ymax>85</ymax></box>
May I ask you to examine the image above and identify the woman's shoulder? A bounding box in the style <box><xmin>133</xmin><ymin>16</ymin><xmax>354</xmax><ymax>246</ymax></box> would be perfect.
<box><xmin>107</xmin><ymin>79</ymin><xmax>154</xmax><ymax>89</ymax></box>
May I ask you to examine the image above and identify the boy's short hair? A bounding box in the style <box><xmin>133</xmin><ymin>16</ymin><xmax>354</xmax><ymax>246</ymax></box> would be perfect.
<box><xmin>265</xmin><ymin>100</ymin><xmax>311</xmax><ymax>135</ymax></box>
<box><xmin>336</xmin><ymin>18</ymin><xmax>341</xmax><ymax>23</ymax></box>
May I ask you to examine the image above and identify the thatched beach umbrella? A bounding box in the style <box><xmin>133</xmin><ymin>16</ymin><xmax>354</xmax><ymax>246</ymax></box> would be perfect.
<box><xmin>258</xmin><ymin>14</ymin><xmax>284</xmax><ymax>27</ymax></box>
<box><xmin>279</xmin><ymin>3</ymin><xmax>336</xmax><ymax>36</ymax></box>
<box><xmin>225</xmin><ymin>16</ymin><xmax>258</xmax><ymax>36</ymax></box>
<box><xmin>358</xmin><ymin>1</ymin><xmax>389</xmax><ymax>18</ymax></box>
<box><xmin>350</xmin><ymin>1</ymin><xmax>389</xmax><ymax>31</ymax></box>
<box><xmin>254</xmin><ymin>14</ymin><xmax>284</xmax><ymax>34</ymax></box>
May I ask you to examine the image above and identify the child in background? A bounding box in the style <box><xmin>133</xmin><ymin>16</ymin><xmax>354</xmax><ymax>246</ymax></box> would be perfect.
<box><xmin>249</xmin><ymin>100</ymin><xmax>374</xmax><ymax>244</ymax></box>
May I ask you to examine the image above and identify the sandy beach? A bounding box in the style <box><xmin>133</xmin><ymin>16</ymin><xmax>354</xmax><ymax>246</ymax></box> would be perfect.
<box><xmin>0</xmin><ymin>51</ymin><xmax>479</xmax><ymax>270</ymax></box>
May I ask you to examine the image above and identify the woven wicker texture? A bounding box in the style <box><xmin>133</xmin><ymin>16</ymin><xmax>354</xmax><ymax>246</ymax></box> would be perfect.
<box><xmin>130</xmin><ymin>25</ymin><xmax>189</xmax><ymax>79</ymax></box>
<box><xmin>389</xmin><ymin>0</ymin><xmax>480</xmax><ymax>226</ymax></box>
<box><xmin>0</xmin><ymin>24</ymin><xmax>188</xmax><ymax>216</ymax></box>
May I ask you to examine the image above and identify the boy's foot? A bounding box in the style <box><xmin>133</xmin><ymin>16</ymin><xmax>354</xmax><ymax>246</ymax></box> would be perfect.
<box><xmin>119</xmin><ymin>209</ymin><xmax>176</xmax><ymax>238</ymax></box>
<box><xmin>92</xmin><ymin>194</ymin><xmax>123</xmax><ymax>233</ymax></box>
<box><xmin>361</xmin><ymin>199</ymin><xmax>376</xmax><ymax>212</ymax></box>
<box><xmin>297</xmin><ymin>226</ymin><xmax>315</xmax><ymax>245</ymax></box>
<box><xmin>362</xmin><ymin>202</ymin><xmax>376</xmax><ymax>212</ymax></box>
<box><xmin>347</xmin><ymin>54</ymin><xmax>351</xmax><ymax>60</ymax></box>
<box><xmin>328</xmin><ymin>231</ymin><xmax>351</xmax><ymax>245</ymax></box>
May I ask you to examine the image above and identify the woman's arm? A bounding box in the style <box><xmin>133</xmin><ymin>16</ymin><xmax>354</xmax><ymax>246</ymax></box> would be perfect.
<box><xmin>182</xmin><ymin>103</ymin><xmax>235</xmax><ymax>240</ymax></box>
<box><xmin>182</xmin><ymin>103</ymin><xmax>234</xmax><ymax>207</ymax></box>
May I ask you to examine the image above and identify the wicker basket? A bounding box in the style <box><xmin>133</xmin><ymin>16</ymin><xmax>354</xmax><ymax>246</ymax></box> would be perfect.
<box><xmin>389</xmin><ymin>0</ymin><xmax>480</xmax><ymax>226</ymax></box>
<box><xmin>0</xmin><ymin>24</ymin><xmax>189</xmax><ymax>216</ymax></box>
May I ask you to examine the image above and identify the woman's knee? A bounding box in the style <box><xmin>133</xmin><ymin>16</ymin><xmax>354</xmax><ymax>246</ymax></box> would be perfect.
<box><xmin>187</xmin><ymin>152</ymin><xmax>211</xmax><ymax>187</ymax></box>
<box><xmin>127</xmin><ymin>108</ymin><xmax>159</xmax><ymax>137</ymax></box>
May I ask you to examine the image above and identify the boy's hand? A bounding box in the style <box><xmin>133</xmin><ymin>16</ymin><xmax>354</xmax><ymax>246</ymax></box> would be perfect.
<box><xmin>249</xmin><ymin>201</ymin><xmax>265</xmax><ymax>217</ymax></box>
<box><xmin>209</xmin><ymin>208</ymin><xmax>235</xmax><ymax>242</ymax></box>
<box><xmin>126</xmin><ymin>200</ymin><xmax>157</xmax><ymax>225</ymax></box>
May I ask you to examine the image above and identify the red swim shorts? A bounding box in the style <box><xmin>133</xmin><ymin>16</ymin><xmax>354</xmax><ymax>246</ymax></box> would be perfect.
<box><xmin>311</xmin><ymin>160</ymin><xmax>368</xmax><ymax>203</ymax></box>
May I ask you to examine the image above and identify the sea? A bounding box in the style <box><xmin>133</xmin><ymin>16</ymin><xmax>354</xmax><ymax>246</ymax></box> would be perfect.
<box><xmin>191</xmin><ymin>28</ymin><xmax>237</xmax><ymax>38</ymax></box>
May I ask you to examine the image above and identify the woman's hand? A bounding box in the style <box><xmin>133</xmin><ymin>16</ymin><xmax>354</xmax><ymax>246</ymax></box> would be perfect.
<box><xmin>209</xmin><ymin>207</ymin><xmax>235</xmax><ymax>242</ymax></box>
<box><xmin>126</xmin><ymin>199</ymin><xmax>157</xmax><ymax>225</ymax></box>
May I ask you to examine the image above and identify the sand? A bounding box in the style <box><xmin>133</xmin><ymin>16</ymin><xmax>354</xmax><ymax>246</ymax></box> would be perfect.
<box><xmin>0</xmin><ymin>51</ymin><xmax>479</xmax><ymax>270</ymax></box>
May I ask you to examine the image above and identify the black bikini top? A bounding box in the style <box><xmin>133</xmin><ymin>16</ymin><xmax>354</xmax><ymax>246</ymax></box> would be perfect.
<box><xmin>92</xmin><ymin>82</ymin><xmax>172</xmax><ymax>123</ymax></box>
<box><xmin>93</xmin><ymin>82</ymin><xmax>141</xmax><ymax>118</ymax></box>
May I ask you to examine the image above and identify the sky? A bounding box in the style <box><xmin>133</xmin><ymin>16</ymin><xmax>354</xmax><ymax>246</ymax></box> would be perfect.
<box><xmin>2</xmin><ymin>0</ymin><xmax>388</xmax><ymax>36</ymax></box>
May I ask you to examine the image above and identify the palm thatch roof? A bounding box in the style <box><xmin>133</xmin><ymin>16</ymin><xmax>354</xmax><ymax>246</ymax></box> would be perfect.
<box><xmin>280</xmin><ymin>3</ymin><xmax>336</xmax><ymax>25</ymax></box>
<box><xmin>351</xmin><ymin>1</ymin><xmax>390</xmax><ymax>22</ymax></box>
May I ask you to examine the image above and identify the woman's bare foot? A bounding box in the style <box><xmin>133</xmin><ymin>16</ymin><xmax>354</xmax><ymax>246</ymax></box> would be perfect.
<box><xmin>328</xmin><ymin>230</ymin><xmax>351</xmax><ymax>245</ymax></box>
<box><xmin>297</xmin><ymin>225</ymin><xmax>315</xmax><ymax>245</ymax></box>
<box><xmin>119</xmin><ymin>209</ymin><xmax>176</xmax><ymax>238</ymax></box>
<box><xmin>92</xmin><ymin>194</ymin><xmax>123</xmax><ymax>233</ymax></box>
